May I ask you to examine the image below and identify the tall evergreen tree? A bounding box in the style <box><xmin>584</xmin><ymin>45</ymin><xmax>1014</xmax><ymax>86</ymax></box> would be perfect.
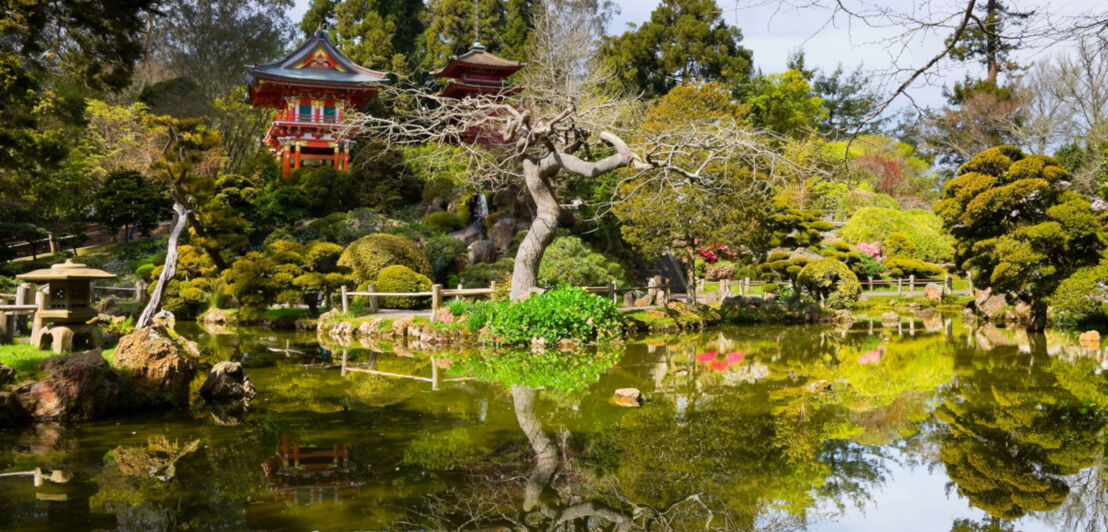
<box><xmin>419</xmin><ymin>0</ymin><xmax>506</xmax><ymax>68</ymax></box>
<box><xmin>598</xmin><ymin>0</ymin><xmax>753</xmax><ymax>98</ymax></box>
<box><xmin>300</xmin><ymin>0</ymin><xmax>426</xmax><ymax>72</ymax></box>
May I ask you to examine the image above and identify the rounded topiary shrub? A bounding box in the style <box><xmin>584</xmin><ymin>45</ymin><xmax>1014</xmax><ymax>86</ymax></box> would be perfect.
<box><xmin>422</xmin><ymin>211</ymin><xmax>467</xmax><ymax>234</ymax></box>
<box><xmin>376</xmin><ymin>265</ymin><xmax>432</xmax><ymax>309</ymax></box>
<box><xmin>884</xmin><ymin>232</ymin><xmax>918</xmax><ymax>259</ymax></box>
<box><xmin>1048</xmin><ymin>264</ymin><xmax>1108</xmax><ymax>329</ymax></box>
<box><xmin>883</xmin><ymin>257</ymin><xmax>944</xmax><ymax>279</ymax></box>
<box><xmin>797</xmin><ymin>258</ymin><xmax>861</xmax><ymax>308</ymax></box>
<box><xmin>483</xmin><ymin>287</ymin><xmax>624</xmax><ymax>346</ymax></box>
<box><xmin>338</xmin><ymin>233</ymin><xmax>432</xmax><ymax>284</ymax></box>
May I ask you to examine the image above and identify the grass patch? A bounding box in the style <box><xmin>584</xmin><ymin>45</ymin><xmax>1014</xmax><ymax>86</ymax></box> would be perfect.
<box><xmin>0</xmin><ymin>344</ymin><xmax>115</xmax><ymax>381</ymax></box>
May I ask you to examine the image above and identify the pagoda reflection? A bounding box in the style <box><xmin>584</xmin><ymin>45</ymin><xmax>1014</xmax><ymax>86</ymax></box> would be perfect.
<box><xmin>260</xmin><ymin>434</ymin><xmax>361</xmax><ymax>506</ymax></box>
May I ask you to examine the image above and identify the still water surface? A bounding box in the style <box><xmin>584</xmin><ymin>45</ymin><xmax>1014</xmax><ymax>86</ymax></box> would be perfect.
<box><xmin>1</xmin><ymin>318</ymin><xmax>1106</xmax><ymax>531</ymax></box>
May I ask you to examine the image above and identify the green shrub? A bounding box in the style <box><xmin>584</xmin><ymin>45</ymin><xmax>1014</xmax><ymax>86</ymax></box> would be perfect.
<box><xmin>422</xmin><ymin>211</ymin><xmax>467</xmax><ymax>234</ymax></box>
<box><xmin>483</xmin><ymin>287</ymin><xmax>624</xmax><ymax>346</ymax></box>
<box><xmin>459</xmin><ymin>258</ymin><xmax>513</xmax><ymax>288</ymax></box>
<box><xmin>883</xmin><ymin>257</ymin><xmax>945</xmax><ymax>279</ymax></box>
<box><xmin>858</xmin><ymin>253</ymin><xmax>885</xmax><ymax>278</ymax></box>
<box><xmin>1048</xmin><ymin>264</ymin><xmax>1108</xmax><ymax>329</ymax></box>
<box><xmin>884</xmin><ymin>232</ymin><xmax>918</xmax><ymax>259</ymax></box>
<box><xmin>376</xmin><ymin>265</ymin><xmax>432</xmax><ymax>309</ymax></box>
<box><xmin>446</xmin><ymin>299</ymin><xmax>506</xmax><ymax>333</ymax></box>
<box><xmin>134</xmin><ymin>263</ymin><xmax>155</xmax><ymax>280</ymax></box>
<box><xmin>839</xmin><ymin>207</ymin><xmax>954</xmax><ymax>262</ymax></box>
<box><xmin>537</xmin><ymin>236</ymin><xmax>627</xmax><ymax>288</ymax></box>
<box><xmin>338</xmin><ymin>233</ymin><xmax>431</xmax><ymax>284</ymax></box>
<box><xmin>820</xmin><ymin>241</ymin><xmax>866</xmax><ymax>276</ymax></box>
<box><xmin>796</xmin><ymin>258</ymin><xmax>861</xmax><ymax>307</ymax></box>
<box><xmin>758</xmin><ymin>254</ymin><xmax>810</xmax><ymax>283</ymax></box>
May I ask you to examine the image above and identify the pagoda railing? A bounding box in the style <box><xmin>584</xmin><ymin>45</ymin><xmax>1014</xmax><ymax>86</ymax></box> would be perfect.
<box><xmin>274</xmin><ymin>111</ymin><xmax>342</xmax><ymax>125</ymax></box>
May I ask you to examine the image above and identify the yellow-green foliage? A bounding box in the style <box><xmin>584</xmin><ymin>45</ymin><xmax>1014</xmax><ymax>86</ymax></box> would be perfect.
<box><xmin>883</xmin><ymin>232</ymin><xmax>917</xmax><ymax>258</ymax></box>
<box><xmin>421</xmin><ymin>211</ymin><xmax>466</xmax><ymax>234</ymax></box>
<box><xmin>797</xmin><ymin>258</ymin><xmax>861</xmax><ymax>307</ymax></box>
<box><xmin>936</xmin><ymin>145</ymin><xmax>1107</xmax><ymax>306</ymax></box>
<box><xmin>1048</xmin><ymin>263</ymin><xmax>1108</xmax><ymax>329</ymax></box>
<box><xmin>375</xmin><ymin>265</ymin><xmax>432</xmax><ymax>309</ymax></box>
<box><xmin>820</xmin><ymin>241</ymin><xmax>866</xmax><ymax>276</ymax></box>
<box><xmin>758</xmin><ymin>251</ymin><xmax>809</xmax><ymax>283</ymax></box>
<box><xmin>338</xmin><ymin>233</ymin><xmax>431</xmax><ymax>284</ymax></box>
<box><xmin>839</xmin><ymin>208</ymin><xmax>954</xmax><ymax>262</ymax></box>
<box><xmin>883</xmin><ymin>257</ymin><xmax>944</xmax><ymax>279</ymax></box>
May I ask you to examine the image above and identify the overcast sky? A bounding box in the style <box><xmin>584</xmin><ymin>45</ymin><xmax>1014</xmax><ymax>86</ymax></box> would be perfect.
<box><xmin>290</xmin><ymin>0</ymin><xmax>1102</xmax><ymax>112</ymax></box>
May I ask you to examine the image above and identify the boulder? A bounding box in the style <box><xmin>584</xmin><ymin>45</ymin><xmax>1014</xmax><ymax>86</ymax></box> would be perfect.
<box><xmin>881</xmin><ymin>311</ymin><xmax>900</xmax><ymax>327</ymax></box>
<box><xmin>0</xmin><ymin>363</ymin><xmax>13</xmax><ymax>387</ymax></box>
<box><xmin>704</xmin><ymin>292</ymin><xmax>718</xmax><ymax>305</ymax></box>
<box><xmin>392</xmin><ymin>315</ymin><xmax>414</xmax><ymax>337</ymax></box>
<box><xmin>152</xmin><ymin>309</ymin><xmax>175</xmax><ymax>330</ymax></box>
<box><xmin>622</xmin><ymin>290</ymin><xmax>641</xmax><ymax>308</ymax></box>
<box><xmin>980</xmin><ymin>295</ymin><xmax>1007</xmax><ymax>320</ymax></box>
<box><xmin>112</xmin><ymin>327</ymin><xmax>198</xmax><ymax>407</ymax></box>
<box><xmin>1080</xmin><ymin>330</ymin><xmax>1101</xmax><ymax>350</ymax></box>
<box><xmin>654</xmin><ymin>290</ymin><xmax>668</xmax><ymax>306</ymax></box>
<box><xmin>1014</xmin><ymin>301</ymin><xmax>1031</xmax><ymax>321</ymax></box>
<box><xmin>973</xmin><ymin>288</ymin><xmax>992</xmax><ymax>310</ymax></box>
<box><xmin>705</xmin><ymin>263</ymin><xmax>735</xmax><ymax>281</ymax></box>
<box><xmin>609</xmin><ymin>388</ymin><xmax>641</xmax><ymax>407</ymax></box>
<box><xmin>922</xmin><ymin>283</ymin><xmax>943</xmax><ymax>303</ymax></box>
<box><xmin>201</xmin><ymin>308</ymin><xmax>232</xmax><ymax>325</ymax></box>
<box><xmin>634</xmin><ymin>295</ymin><xmax>652</xmax><ymax>308</ymax></box>
<box><xmin>16</xmin><ymin>350</ymin><xmax>120</xmax><ymax>420</ymax></box>
<box><xmin>488</xmin><ymin>217</ymin><xmax>517</xmax><ymax>251</ymax></box>
<box><xmin>468</xmin><ymin>240</ymin><xmax>497</xmax><ymax>265</ymax></box>
<box><xmin>832</xmin><ymin>309</ymin><xmax>856</xmax><ymax>329</ymax></box>
<box><xmin>433</xmin><ymin>307</ymin><xmax>455</xmax><ymax>324</ymax></box>
<box><xmin>198</xmin><ymin>362</ymin><xmax>256</xmax><ymax>405</ymax></box>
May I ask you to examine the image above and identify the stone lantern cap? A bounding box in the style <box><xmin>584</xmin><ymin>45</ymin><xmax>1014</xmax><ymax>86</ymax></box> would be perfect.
<box><xmin>17</xmin><ymin>260</ymin><xmax>117</xmax><ymax>282</ymax></box>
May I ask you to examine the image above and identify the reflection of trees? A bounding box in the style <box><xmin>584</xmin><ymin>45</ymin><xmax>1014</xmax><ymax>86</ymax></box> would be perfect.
<box><xmin>936</xmin><ymin>346</ymin><xmax>1107</xmax><ymax>520</ymax></box>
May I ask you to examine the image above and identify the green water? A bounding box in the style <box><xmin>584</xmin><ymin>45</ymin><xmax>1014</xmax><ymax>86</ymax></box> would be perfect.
<box><xmin>2</xmin><ymin>318</ymin><xmax>1108</xmax><ymax>531</ymax></box>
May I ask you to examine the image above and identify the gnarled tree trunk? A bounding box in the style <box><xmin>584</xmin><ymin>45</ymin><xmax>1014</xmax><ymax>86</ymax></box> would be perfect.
<box><xmin>1026</xmin><ymin>299</ymin><xmax>1048</xmax><ymax>332</ymax></box>
<box><xmin>510</xmin><ymin>159</ymin><xmax>561</xmax><ymax>301</ymax></box>
<box><xmin>137</xmin><ymin>201</ymin><xmax>189</xmax><ymax>328</ymax></box>
<box><xmin>511</xmin><ymin>385</ymin><xmax>559</xmax><ymax>512</ymax></box>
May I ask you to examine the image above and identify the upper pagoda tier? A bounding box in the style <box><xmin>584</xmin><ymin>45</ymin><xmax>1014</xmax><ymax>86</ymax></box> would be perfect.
<box><xmin>247</xmin><ymin>29</ymin><xmax>389</xmax><ymax>109</ymax></box>
<box><xmin>432</xmin><ymin>42</ymin><xmax>523</xmax><ymax>99</ymax></box>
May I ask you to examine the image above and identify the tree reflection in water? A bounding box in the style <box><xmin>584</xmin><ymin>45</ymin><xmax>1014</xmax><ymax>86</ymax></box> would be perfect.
<box><xmin>936</xmin><ymin>338</ymin><xmax>1108</xmax><ymax>521</ymax></box>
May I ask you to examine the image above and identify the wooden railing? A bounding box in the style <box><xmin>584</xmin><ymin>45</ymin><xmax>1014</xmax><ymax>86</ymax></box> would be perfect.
<box><xmin>339</xmin><ymin>276</ymin><xmax>675</xmax><ymax>322</ymax></box>
<box><xmin>695</xmin><ymin>273</ymin><xmax>971</xmax><ymax>298</ymax></box>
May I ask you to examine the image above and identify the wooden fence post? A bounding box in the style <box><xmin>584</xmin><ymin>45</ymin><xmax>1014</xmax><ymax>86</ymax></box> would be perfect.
<box><xmin>489</xmin><ymin>281</ymin><xmax>497</xmax><ymax>300</ymax></box>
<box><xmin>134</xmin><ymin>280</ymin><xmax>147</xmax><ymax>302</ymax></box>
<box><xmin>455</xmin><ymin>283</ymin><xmax>462</xmax><ymax>301</ymax></box>
<box><xmin>664</xmin><ymin>277</ymin><xmax>671</xmax><ymax>301</ymax></box>
<box><xmin>897</xmin><ymin>278</ymin><xmax>902</xmax><ymax>294</ymax></box>
<box><xmin>697</xmin><ymin>278</ymin><xmax>704</xmax><ymax>292</ymax></box>
<box><xmin>944</xmin><ymin>274</ymin><xmax>953</xmax><ymax>294</ymax></box>
<box><xmin>608</xmin><ymin>280</ymin><xmax>617</xmax><ymax>304</ymax></box>
<box><xmin>368</xmin><ymin>283</ymin><xmax>378</xmax><ymax>312</ymax></box>
<box><xmin>744</xmin><ymin>277</ymin><xmax>750</xmax><ymax>294</ymax></box>
<box><xmin>14</xmin><ymin>283</ymin><xmax>31</xmax><ymax>332</ymax></box>
<box><xmin>721</xmin><ymin>279</ymin><xmax>729</xmax><ymax>297</ymax></box>
<box><xmin>966</xmin><ymin>271</ymin><xmax>974</xmax><ymax>293</ymax></box>
<box><xmin>909</xmin><ymin>274</ymin><xmax>916</xmax><ymax>292</ymax></box>
<box><xmin>647</xmin><ymin>277</ymin><xmax>658</xmax><ymax>300</ymax></box>
<box><xmin>431</xmin><ymin>284</ymin><xmax>442</xmax><ymax>322</ymax></box>
<box><xmin>340</xmin><ymin>285</ymin><xmax>349</xmax><ymax>314</ymax></box>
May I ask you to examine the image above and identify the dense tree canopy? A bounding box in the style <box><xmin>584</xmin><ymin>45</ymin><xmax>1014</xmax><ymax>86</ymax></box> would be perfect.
<box><xmin>598</xmin><ymin>0</ymin><xmax>753</xmax><ymax>98</ymax></box>
<box><xmin>935</xmin><ymin>145</ymin><xmax>1108</xmax><ymax>330</ymax></box>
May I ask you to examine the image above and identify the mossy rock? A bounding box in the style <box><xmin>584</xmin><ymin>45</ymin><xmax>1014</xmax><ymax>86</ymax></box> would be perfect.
<box><xmin>338</xmin><ymin>233</ymin><xmax>431</xmax><ymax>284</ymax></box>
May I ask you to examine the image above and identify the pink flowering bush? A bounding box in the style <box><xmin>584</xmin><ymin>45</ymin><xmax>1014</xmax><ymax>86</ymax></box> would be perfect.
<box><xmin>696</xmin><ymin>243</ymin><xmax>741</xmax><ymax>264</ymax></box>
<box><xmin>855</xmin><ymin>242</ymin><xmax>882</xmax><ymax>260</ymax></box>
<box><xmin>695</xmin><ymin>350</ymin><xmax>746</xmax><ymax>371</ymax></box>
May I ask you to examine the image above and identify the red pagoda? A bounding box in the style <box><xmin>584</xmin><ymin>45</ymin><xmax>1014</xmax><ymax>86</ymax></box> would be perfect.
<box><xmin>432</xmin><ymin>41</ymin><xmax>523</xmax><ymax>99</ymax></box>
<box><xmin>247</xmin><ymin>30</ymin><xmax>389</xmax><ymax>178</ymax></box>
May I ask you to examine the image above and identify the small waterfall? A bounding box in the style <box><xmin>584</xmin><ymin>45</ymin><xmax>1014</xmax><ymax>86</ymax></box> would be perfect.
<box><xmin>474</xmin><ymin>193</ymin><xmax>489</xmax><ymax>223</ymax></box>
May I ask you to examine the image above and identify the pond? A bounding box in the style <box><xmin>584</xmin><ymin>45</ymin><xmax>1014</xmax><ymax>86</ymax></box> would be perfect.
<box><xmin>1</xmin><ymin>317</ymin><xmax>1107</xmax><ymax>531</ymax></box>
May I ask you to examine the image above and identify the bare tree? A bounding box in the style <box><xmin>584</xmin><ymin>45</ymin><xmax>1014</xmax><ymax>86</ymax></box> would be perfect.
<box><xmin>348</xmin><ymin>1</ymin><xmax>799</xmax><ymax>302</ymax></box>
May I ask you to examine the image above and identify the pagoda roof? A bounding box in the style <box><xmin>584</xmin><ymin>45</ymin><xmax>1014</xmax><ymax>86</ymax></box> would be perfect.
<box><xmin>17</xmin><ymin>260</ymin><xmax>116</xmax><ymax>282</ymax></box>
<box><xmin>432</xmin><ymin>42</ymin><xmax>524</xmax><ymax>79</ymax></box>
<box><xmin>247</xmin><ymin>30</ymin><xmax>389</xmax><ymax>96</ymax></box>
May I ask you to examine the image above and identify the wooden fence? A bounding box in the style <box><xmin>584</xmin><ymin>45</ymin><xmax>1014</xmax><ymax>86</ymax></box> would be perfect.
<box><xmin>695</xmin><ymin>272</ymin><xmax>972</xmax><ymax>298</ymax></box>
<box><xmin>339</xmin><ymin>276</ymin><xmax>674</xmax><ymax>322</ymax></box>
<box><xmin>0</xmin><ymin>281</ymin><xmax>145</xmax><ymax>342</ymax></box>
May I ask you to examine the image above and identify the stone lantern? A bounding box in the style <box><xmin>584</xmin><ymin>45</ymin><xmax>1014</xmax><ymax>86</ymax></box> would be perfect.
<box><xmin>17</xmin><ymin>260</ymin><xmax>116</xmax><ymax>353</ymax></box>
